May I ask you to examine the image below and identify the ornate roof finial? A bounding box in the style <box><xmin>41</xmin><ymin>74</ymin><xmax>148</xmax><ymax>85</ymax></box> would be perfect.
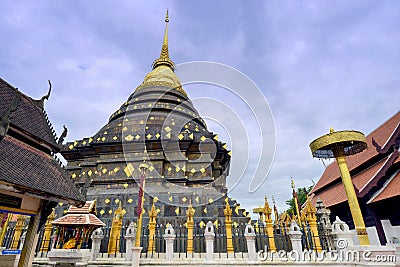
<box><xmin>152</xmin><ymin>9</ymin><xmax>175</xmax><ymax>70</ymax></box>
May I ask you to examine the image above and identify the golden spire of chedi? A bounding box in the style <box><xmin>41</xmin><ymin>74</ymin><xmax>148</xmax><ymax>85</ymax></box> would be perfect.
<box><xmin>152</xmin><ymin>9</ymin><xmax>175</xmax><ymax>70</ymax></box>
<box><xmin>140</xmin><ymin>9</ymin><xmax>183</xmax><ymax>94</ymax></box>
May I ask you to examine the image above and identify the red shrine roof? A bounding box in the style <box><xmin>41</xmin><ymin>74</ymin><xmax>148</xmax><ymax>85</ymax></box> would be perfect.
<box><xmin>0</xmin><ymin>77</ymin><xmax>85</xmax><ymax>206</ymax></box>
<box><xmin>52</xmin><ymin>200</ymin><xmax>105</xmax><ymax>227</ymax></box>
<box><xmin>67</xmin><ymin>200</ymin><xmax>97</xmax><ymax>214</ymax></box>
<box><xmin>310</xmin><ymin>112</ymin><xmax>400</xmax><ymax>207</ymax></box>
<box><xmin>52</xmin><ymin>214</ymin><xmax>105</xmax><ymax>227</ymax></box>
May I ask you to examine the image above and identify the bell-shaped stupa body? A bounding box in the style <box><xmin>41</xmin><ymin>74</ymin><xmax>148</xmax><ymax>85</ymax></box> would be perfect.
<box><xmin>60</xmin><ymin>12</ymin><xmax>247</xmax><ymax>225</ymax></box>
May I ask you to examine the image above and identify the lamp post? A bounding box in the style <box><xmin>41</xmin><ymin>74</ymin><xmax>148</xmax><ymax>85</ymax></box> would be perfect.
<box><xmin>135</xmin><ymin>160</ymin><xmax>149</xmax><ymax>247</ymax></box>
<box><xmin>310</xmin><ymin>128</ymin><xmax>370</xmax><ymax>245</ymax></box>
<box><xmin>291</xmin><ymin>178</ymin><xmax>302</xmax><ymax>226</ymax></box>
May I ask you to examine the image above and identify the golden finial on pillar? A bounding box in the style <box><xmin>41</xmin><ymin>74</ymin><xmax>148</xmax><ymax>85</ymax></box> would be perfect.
<box><xmin>186</xmin><ymin>198</ymin><xmax>195</xmax><ymax>253</ymax></box>
<box><xmin>223</xmin><ymin>197</ymin><xmax>234</xmax><ymax>253</ymax></box>
<box><xmin>303</xmin><ymin>199</ymin><xmax>322</xmax><ymax>252</ymax></box>
<box><xmin>108</xmin><ymin>202</ymin><xmax>124</xmax><ymax>253</ymax></box>
<box><xmin>148</xmin><ymin>197</ymin><xmax>158</xmax><ymax>252</ymax></box>
<box><xmin>11</xmin><ymin>215</ymin><xmax>25</xmax><ymax>249</ymax></box>
<box><xmin>263</xmin><ymin>197</ymin><xmax>277</xmax><ymax>251</ymax></box>
<box><xmin>40</xmin><ymin>209</ymin><xmax>56</xmax><ymax>252</ymax></box>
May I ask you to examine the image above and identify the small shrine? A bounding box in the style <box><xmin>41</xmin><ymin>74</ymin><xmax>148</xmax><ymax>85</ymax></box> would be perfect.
<box><xmin>52</xmin><ymin>200</ymin><xmax>105</xmax><ymax>249</ymax></box>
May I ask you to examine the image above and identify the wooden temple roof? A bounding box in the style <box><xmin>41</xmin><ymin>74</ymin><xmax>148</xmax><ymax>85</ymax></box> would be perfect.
<box><xmin>310</xmin><ymin>111</ymin><xmax>400</xmax><ymax>207</ymax></box>
<box><xmin>0</xmin><ymin>78</ymin><xmax>59</xmax><ymax>149</ymax></box>
<box><xmin>0</xmin><ymin>78</ymin><xmax>85</xmax><ymax>206</ymax></box>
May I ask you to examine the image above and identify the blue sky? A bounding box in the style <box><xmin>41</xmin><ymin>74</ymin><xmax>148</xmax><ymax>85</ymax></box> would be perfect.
<box><xmin>1</xmin><ymin>1</ymin><xmax>399</xmax><ymax>214</ymax></box>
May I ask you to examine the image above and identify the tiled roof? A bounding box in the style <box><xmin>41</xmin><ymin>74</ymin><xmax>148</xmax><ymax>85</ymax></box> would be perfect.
<box><xmin>0</xmin><ymin>78</ymin><xmax>58</xmax><ymax>148</ymax></box>
<box><xmin>311</xmin><ymin>157</ymin><xmax>387</xmax><ymax>206</ymax></box>
<box><xmin>369</xmin><ymin>171</ymin><xmax>400</xmax><ymax>203</ymax></box>
<box><xmin>312</xmin><ymin>112</ymin><xmax>400</xmax><ymax>193</ymax></box>
<box><xmin>53</xmin><ymin>201</ymin><xmax>104</xmax><ymax>227</ymax></box>
<box><xmin>0</xmin><ymin>135</ymin><xmax>85</xmax><ymax>205</ymax></box>
<box><xmin>67</xmin><ymin>200</ymin><xmax>96</xmax><ymax>214</ymax></box>
<box><xmin>52</xmin><ymin>214</ymin><xmax>105</xmax><ymax>227</ymax></box>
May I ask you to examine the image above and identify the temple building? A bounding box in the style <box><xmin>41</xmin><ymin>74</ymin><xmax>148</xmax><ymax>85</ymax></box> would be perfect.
<box><xmin>310</xmin><ymin>111</ymin><xmax>400</xmax><ymax>245</ymax></box>
<box><xmin>60</xmin><ymin>13</ymin><xmax>249</xmax><ymax>226</ymax></box>
<box><xmin>0</xmin><ymin>78</ymin><xmax>85</xmax><ymax>266</ymax></box>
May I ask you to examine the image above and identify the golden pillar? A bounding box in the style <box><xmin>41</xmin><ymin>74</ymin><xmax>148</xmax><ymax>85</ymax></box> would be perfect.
<box><xmin>263</xmin><ymin>197</ymin><xmax>277</xmax><ymax>251</ymax></box>
<box><xmin>108</xmin><ymin>203</ymin><xmax>124</xmax><ymax>253</ymax></box>
<box><xmin>303</xmin><ymin>200</ymin><xmax>322</xmax><ymax>252</ymax></box>
<box><xmin>223</xmin><ymin>198</ymin><xmax>234</xmax><ymax>254</ymax></box>
<box><xmin>40</xmin><ymin>209</ymin><xmax>55</xmax><ymax>252</ymax></box>
<box><xmin>310</xmin><ymin>128</ymin><xmax>370</xmax><ymax>245</ymax></box>
<box><xmin>336</xmin><ymin>155</ymin><xmax>370</xmax><ymax>245</ymax></box>
<box><xmin>11</xmin><ymin>215</ymin><xmax>25</xmax><ymax>249</ymax></box>
<box><xmin>186</xmin><ymin>201</ymin><xmax>195</xmax><ymax>253</ymax></box>
<box><xmin>147</xmin><ymin>199</ymin><xmax>158</xmax><ymax>253</ymax></box>
<box><xmin>135</xmin><ymin>161</ymin><xmax>149</xmax><ymax>247</ymax></box>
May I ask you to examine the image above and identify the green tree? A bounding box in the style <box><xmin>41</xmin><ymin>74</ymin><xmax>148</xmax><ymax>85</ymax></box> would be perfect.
<box><xmin>286</xmin><ymin>185</ymin><xmax>313</xmax><ymax>216</ymax></box>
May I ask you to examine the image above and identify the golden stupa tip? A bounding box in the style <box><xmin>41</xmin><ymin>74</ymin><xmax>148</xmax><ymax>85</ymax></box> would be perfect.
<box><xmin>330</xmin><ymin>127</ymin><xmax>335</xmax><ymax>133</ymax></box>
<box><xmin>152</xmin><ymin>9</ymin><xmax>175</xmax><ymax>70</ymax></box>
<box><xmin>291</xmin><ymin>177</ymin><xmax>295</xmax><ymax>189</ymax></box>
<box><xmin>165</xmin><ymin>9</ymin><xmax>169</xmax><ymax>23</ymax></box>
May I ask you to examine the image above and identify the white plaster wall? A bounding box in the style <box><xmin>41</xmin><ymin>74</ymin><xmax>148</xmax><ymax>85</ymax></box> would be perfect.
<box><xmin>382</xmin><ymin>219</ymin><xmax>400</xmax><ymax>243</ymax></box>
<box><xmin>350</xmin><ymin>226</ymin><xmax>380</xmax><ymax>245</ymax></box>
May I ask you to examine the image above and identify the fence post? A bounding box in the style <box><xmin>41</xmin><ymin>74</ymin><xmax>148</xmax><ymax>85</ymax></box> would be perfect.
<box><xmin>164</xmin><ymin>224</ymin><xmax>175</xmax><ymax>261</ymax></box>
<box><xmin>244</xmin><ymin>224</ymin><xmax>257</xmax><ymax>261</ymax></box>
<box><xmin>204</xmin><ymin>221</ymin><xmax>215</xmax><ymax>261</ymax></box>
<box><xmin>125</xmin><ymin>222</ymin><xmax>137</xmax><ymax>261</ymax></box>
<box><xmin>90</xmin><ymin>228</ymin><xmax>104</xmax><ymax>261</ymax></box>
<box><xmin>331</xmin><ymin>216</ymin><xmax>354</xmax><ymax>248</ymax></box>
<box><xmin>289</xmin><ymin>220</ymin><xmax>303</xmax><ymax>253</ymax></box>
